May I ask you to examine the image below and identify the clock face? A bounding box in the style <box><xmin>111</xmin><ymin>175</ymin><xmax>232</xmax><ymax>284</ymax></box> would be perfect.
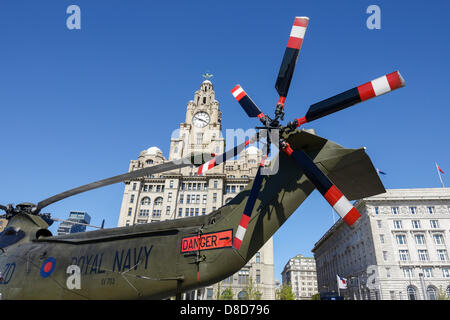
<box><xmin>193</xmin><ymin>112</ymin><xmax>210</xmax><ymax>128</ymax></box>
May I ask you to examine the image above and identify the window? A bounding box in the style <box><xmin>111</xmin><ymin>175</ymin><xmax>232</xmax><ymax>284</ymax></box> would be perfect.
<box><xmin>202</xmin><ymin>208</ymin><xmax>206</xmax><ymax>215</ymax></box>
<box><xmin>166</xmin><ymin>206</ymin><xmax>171</xmax><ymax>215</ymax></box>
<box><xmin>437</xmin><ymin>249</ymin><xmax>449</xmax><ymax>261</ymax></box>
<box><xmin>238</xmin><ymin>270</ymin><xmax>249</xmax><ymax>284</ymax></box>
<box><xmin>190</xmin><ymin>208</ymin><xmax>194</xmax><ymax>216</ymax></box>
<box><xmin>186</xmin><ymin>195</ymin><xmax>191</xmax><ymax>204</ymax></box>
<box><xmin>409</xmin><ymin>207</ymin><xmax>417</xmax><ymax>214</ymax></box>
<box><xmin>407</xmin><ymin>286</ymin><xmax>417</xmax><ymax>300</ymax></box>
<box><xmin>427</xmin><ymin>206</ymin><xmax>435</xmax><ymax>214</ymax></box>
<box><xmin>213</xmin><ymin>180</ymin><xmax>218</xmax><ymax>188</ymax></box>
<box><xmin>433</xmin><ymin>234</ymin><xmax>444</xmax><ymax>245</ymax></box>
<box><xmin>418</xmin><ymin>249</ymin><xmax>429</xmax><ymax>261</ymax></box>
<box><xmin>196</xmin><ymin>133</ymin><xmax>203</xmax><ymax>145</ymax></box>
<box><xmin>411</xmin><ymin>220</ymin><xmax>421</xmax><ymax>229</ymax></box>
<box><xmin>422</xmin><ymin>267</ymin><xmax>433</xmax><ymax>278</ymax></box>
<box><xmin>143</xmin><ymin>184</ymin><xmax>148</xmax><ymax>192</ymax></box>
<box><xmin>154</xmin><ymin>197</ymin><xmax>163</xmax><ymax>205</ymax></box>
<box><xmin>383</xmin><ymin>251</ymin><xmax>388</xmax><ymax>261</ymax></box>
<box><xmin>169</xmin><ymin>180</ymin><xmax>174</xmax><ymax>188</ymax></box>
<box><xmin>427</xmin><ymin>286</ymin><xmax>437</xmax><ymax>300</ymax></box>
<box><xmin>377</xmin><ymin>220</ymin><xmax>382</xmax><ymax>228</ymax></box>
<box><xmin>128</xmin><ymin>208</ymin><xmax>132</xmax><ymax>216</ymax></box>
<box><xmin>399</xmin><ymin>250</ymin><xmax>410</xmax><ymax>261</ymax></box>
<box><xmin>132</xmin><ymin>183</ymin><xmax>137</xmax><ymax>191</ymax></box>
<box><xmin>403</xmin><ymin>267</ymin><xmax>414</xmax><ymax>278</ymax></box>
<box><xmin>202</xmin><ymin>194</ymin><xmax>207</xmax><ymax>204</ymax></box>
<box><xmin>256</xmin><ymin>270</ymin><xmax>261</xmax><ymax>284</ymax></box>
<box><xmin>146</xmin><ymin>159</ymin><xmax>153</xmax><ymax>165</ymax></box>
<box><xmin>152</xmin><ymin>209</ymin><xmax>161</xmax><ymax>217</ymax></box>
<box><xmin>415</xmin><ymin>234</ymin><xmax>425</xmax><ymax>245</ymax></box>
<box><xmin>255</xmin><ymin>252</ymin><xmax>261</xmax><ymax>263</ymax></box>
<box><xmin>178</xmin><ymin>208</ymin><xmax>183</xmax><ymax>217</ymax></box>
<box><xmin>213</xmin><ymin>193</ymin><xmax>217</xmax><ymax>203</ymax></box>
<box><xmin>443</xmin><ymin>268</ymin><xmax>450</xmax><ymax>278</ymax></box>
<box><xmin>185</xmin><ymin>208</ymin><xmax>189</xmax><ymax>217</ymax></box>
<box><xmin>196</xmin><ymin>195</ymin><xmax>200</xmax><ymax>204</ymax></box>
<box><xmin>379</xmin><ymin>234</ymin><xmax>385</xmax><ymax>243</ymax></box>
<box><xmin>392</xmin><ymin>207</ymin><xmax>399</xmax><ymax>215</ymax></box>
<box><xmin>430</xmin><ymin>220</ymin><xmax>439</xmax><ymax>228</ymax></box>
<box><xmin>374</xmin><ymin>206</ymin><xmax>379</xmax><ymax>215</ymax></box>
<box><xmin>393</xmin><ymin>220</ymin><xmax>402</xmax><ymax>229</ymax></box>
<box><xmin>141</xmin><ymin>197</ymin><xmax>151</xmax><ymax>205</ymax></box>
<box><xmin>130</xmin><ymin>194</ymin><xmax>135</xmax><ymax>204</ymax></box>
<box><xmin>195</xmin><ymin>208</ymin><xmax>199</xmax><ymax>216</ymax></box>
<box><xmin>237</xmin><ymin>291</ymin><xmax>248</xmax><ymax>300</ymax></box>
<box><xmin>396</xmin><ymin>234</ymin><xmax>407</xmax><ymax>245</ymax></box>
<box><xmin>223</xmin><ymin>275</ymin><xmax>233</xmax><ymax>284</ymax></box>
<box><xmin>179</xmin><ymin>194</ymin><xmax>184</xmax><ymax>204</ymax></box>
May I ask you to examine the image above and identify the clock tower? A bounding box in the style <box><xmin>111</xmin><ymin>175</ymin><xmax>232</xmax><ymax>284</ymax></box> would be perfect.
<box><xmin>169</xmin><ymin>78</ymin><xmax>224</xmax><ymax>175</ymax></box>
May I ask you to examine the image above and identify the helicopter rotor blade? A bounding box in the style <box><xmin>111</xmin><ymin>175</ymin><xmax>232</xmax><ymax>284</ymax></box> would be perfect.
<box><xmin>50</xmin><ymin>217</ymin><xmax>104</xmax><ymax>229</ymax></box>
<box><xmin>281</xmin><ymin>142</ymin><xmax>361</xmax><ymax>227</ymax></box>
<box><xmin>36</xmin><ymin>152</ymin><xmax>214</xmax><ymax>212</ymax></box>
<box><xmin>231</xmin><ymin>85</ymin><xmax>265</xmax><ymax>119</ymax></box>
<box><xmin>197</xmin><ymin>130</ymin><xmax>267</xmax><ymax>175</ymax></box>
<box><xmin>231</xmin><ymin>85</ymin><xmax>271</xmax><ymax>126</ymax></box>
<box><xmin>289</xmin><ymin>71</ymin><xmax>405</xmax><ymax>128</ymax></box>
<box><xmin>233</xmin><ymin>157</ymin><xmax>267</xmax><ymax>250</ymax></box>
<box><xmin>0</xmin><ymin>204</ymin><xmax>7</xmax><ymax>212</ymax></box>
<box><xmin>275</xmin><ymin>16</ymin><xmax>309</xmax><ymax>109</ymax></box>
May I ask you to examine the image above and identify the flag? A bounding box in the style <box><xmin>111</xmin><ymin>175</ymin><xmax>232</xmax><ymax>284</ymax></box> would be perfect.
<box><xmin>436</xmin><ymin>163</ymin><xmax>445</xmax><ymax>174</ymax></box>
<box><xmin>376</xmin><ymin>168</ymin><xmax>387</xmax><ymax>175</ymax></box>
<box><xmin>337</xmin><ymin>275</ymin><xmax>347</xmax><ymax>289</ymax></box>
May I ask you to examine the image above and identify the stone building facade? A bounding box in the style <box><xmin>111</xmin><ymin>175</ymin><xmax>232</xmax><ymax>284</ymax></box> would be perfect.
<box><xmin>281</xmin><ymin>254</ymin><xmax>319</xmax><ymax>300</ymax></box>
<box><xmin>117</xmin><ymin>78</ymin><xmax>275</xmax><ymax>299</ymax></box>
<box><xmin>312</xmin><ymin>188</ymin><xmax>450</xmax><ymax>300</ymax></box>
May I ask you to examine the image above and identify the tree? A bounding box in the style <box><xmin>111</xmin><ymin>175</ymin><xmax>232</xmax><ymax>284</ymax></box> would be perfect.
<box><xmin>437</xmin><ymin>286</ymin><xmax>449</xmax><ymax>300</ymax></box>
<box><xmin>244</xmin><ymin>277</ymin><xmax>263</xmax><ymax>300</ymax></box>
<box><xmin>276</xmin><ymin>283</ymin><xmax>296</xmax><ymax>300</ymax></box>
<box><xmin>311</xmin><ymin>293</ymin><xmax>321</xmax><ymax>300</ymax></box>
<box><xmin>220</xmin><ymin>287</ymin><xmax>234</xmax><ymax>300</ymax></box>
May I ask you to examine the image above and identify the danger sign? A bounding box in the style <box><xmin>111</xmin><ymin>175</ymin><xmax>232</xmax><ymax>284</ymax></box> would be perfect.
<box><xmin>181</xmin><ymin>230</ymin><xmax>233</xmax><ymax>253</ymax></box>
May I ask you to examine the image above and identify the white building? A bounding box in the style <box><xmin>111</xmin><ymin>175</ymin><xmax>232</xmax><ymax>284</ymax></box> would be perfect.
<box><xmin>312</xmin><ymin>188</ymin><xmax>450</xmax><ymax>300</ymax></box>
<box><xmin>281</xmin><ymin>254</ymin><xmax>318</xmax><ymax>300</ymax></box>
<box><xmin>117</xmin><ymin>77</ymin><xmax>275</xmax><ymax>299</ymax></box>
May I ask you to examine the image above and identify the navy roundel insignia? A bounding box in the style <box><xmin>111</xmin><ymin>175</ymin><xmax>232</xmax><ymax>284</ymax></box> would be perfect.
<box><xmin>40</xmin><ymin>257</ymin><xmax>56</xmax><ymax>278</ymax></box>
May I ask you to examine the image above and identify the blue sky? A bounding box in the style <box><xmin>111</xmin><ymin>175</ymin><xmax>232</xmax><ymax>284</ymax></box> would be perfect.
<box><xmin>1</xmin><ymin>0</ymin><xmax>449</xmax><ymax>283</ymax></box>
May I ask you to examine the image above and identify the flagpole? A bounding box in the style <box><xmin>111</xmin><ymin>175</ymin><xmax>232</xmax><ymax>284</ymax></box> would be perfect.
<box><xmin>436</xmin><ymin>162</ymin><xmax>445</xmax><ymax>188</ymax></box>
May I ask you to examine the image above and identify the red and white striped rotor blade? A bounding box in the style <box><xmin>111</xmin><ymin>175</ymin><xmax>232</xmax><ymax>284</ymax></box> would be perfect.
<box><xmin>275</xmin><ymin>16</ymin><xmax>309</xmax><ymax>108</ymax></box>
<box><xmin>291</xmin><ymin>71</ymin><xmax>405</xmax><ymax>128</ymax></box>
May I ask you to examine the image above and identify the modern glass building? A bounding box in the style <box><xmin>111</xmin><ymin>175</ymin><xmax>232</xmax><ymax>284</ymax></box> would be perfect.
<box><xmin>57</xmin><ymin>211</ymin><xmax>91</xmax><ymax>235</ymax></box>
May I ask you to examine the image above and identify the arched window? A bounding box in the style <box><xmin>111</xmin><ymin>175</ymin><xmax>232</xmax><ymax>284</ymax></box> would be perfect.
<box><xmin>237</xmin><ymin>291</ymin><xmax>248</xmax><ymax>300</ymax></box>
<box><xmin>146</xmin><ymin>159</ymin><xmax>153</xmax><ymax>165</ymax></box>
<box><xmin>427</xmin><ymin>286</ymin><xmax>437</xmax><ymax>300</ymax></box>
<box><xmin>141</xmin><ymin>197</ymin><xmax>151</xmax><ymax>205</ymax></box>
<box><xmin>154</xmin><ymin>197</ymin><xmax>163</xmax><ymax>206</ymax></box>
<box><xmin>407</xmin><ymin>286</ymin><xmax>417</xmax><ymax>300</ymax></box>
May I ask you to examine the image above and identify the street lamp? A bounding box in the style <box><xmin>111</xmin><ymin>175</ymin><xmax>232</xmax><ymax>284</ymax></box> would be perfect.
<box><xmin>349</xmin><ymin>275</ymin><xmax>362</xmax><ymax>300</ymax></box>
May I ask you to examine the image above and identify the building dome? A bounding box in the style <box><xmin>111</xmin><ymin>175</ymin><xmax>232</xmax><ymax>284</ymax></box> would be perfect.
<box><xmin>146</xmin><ymin>146</ymin><xmax>162</xmax><ymax>155</ymax></box>
<box><xmin>246</xmin><ymin>146</ymin><xmax>260</xmax><ymax>155</ymax></box>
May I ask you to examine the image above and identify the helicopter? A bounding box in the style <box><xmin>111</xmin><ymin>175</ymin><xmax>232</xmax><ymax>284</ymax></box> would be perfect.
<box><xmin>0</xmin><ymin>16</ymin><xmax>404</xmax><ymax>299</ymax></box>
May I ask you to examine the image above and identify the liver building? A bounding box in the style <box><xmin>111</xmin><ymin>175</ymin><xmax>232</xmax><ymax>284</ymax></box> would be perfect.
<box><xmin>117</xmin><ymin>77</ymin><xmax>275</xmax><ymax>300</ymax></box>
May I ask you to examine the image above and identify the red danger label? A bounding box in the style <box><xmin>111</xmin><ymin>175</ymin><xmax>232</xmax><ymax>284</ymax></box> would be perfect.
<box><xmin>181</xmin><ymin>230</ymin><xmax>233</xmax><ymax>253</ymax></box>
